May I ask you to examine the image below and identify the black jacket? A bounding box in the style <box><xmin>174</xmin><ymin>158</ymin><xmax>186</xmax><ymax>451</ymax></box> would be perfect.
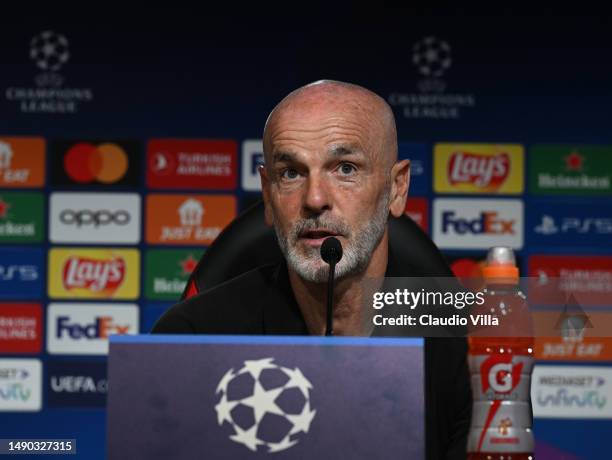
<box><xmin>152</xmin><ymin>257</ymin><xmax>472</xmax><ymax>460</ymax></box>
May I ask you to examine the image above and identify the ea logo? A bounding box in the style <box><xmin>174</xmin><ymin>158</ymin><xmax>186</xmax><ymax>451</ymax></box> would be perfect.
<box><xmin>215</xmin><ymin>357</ymin><xmax>316</xmax><ymax>453</ymax></box>
<box><xmin>64</xmin><ymin>143</ymin><xmax>128</xmax><ymax>184</ymax></box>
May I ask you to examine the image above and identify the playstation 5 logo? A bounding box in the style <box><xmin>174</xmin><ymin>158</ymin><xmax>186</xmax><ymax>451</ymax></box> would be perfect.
<box><xmin>534</xmin><ymin>215</ymin><xmax>559</xmax><ymax>235</ymax></box>
<box><xmin>534</xmin><ymin>215</ymin><xmax>612</xmax><ymax>235</ymax></box>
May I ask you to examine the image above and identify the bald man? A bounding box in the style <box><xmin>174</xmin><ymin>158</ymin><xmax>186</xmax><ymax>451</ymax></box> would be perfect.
<box><xmin>153</xmin><ymin>80</ymin><xmax>471</xmax><ymax>459</ymax></box>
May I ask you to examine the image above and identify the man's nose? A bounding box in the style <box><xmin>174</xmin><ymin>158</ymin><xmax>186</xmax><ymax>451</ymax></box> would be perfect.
<box><xmin>303</xmin><ymin>173</ymin><xmax>331</xmax><ymax>215</ymax></box>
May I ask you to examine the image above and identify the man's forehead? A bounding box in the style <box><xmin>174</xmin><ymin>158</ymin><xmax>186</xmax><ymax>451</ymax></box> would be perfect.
<box><xmin>266</xmin><ymin>103</ymin><xmax>379</xmax><ymax>151</ymax></box>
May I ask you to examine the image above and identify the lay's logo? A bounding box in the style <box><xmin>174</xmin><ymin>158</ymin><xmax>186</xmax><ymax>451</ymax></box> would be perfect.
<box><xmin>48</xmin><ymin>248</ymin><xmax>139</xmax><ymax>300</ymax></box>
<box><xmin>62</xmin><ymin>256</ymin><xmax>125</xmax><ymax>293</ymax></box>
<box><xmin>435</xmin><ymin>144</ymin><xmax>524</xmax><ymax>194</ymax></box>
<box><xmin>448</xmin><ymin>151</ymin><xmax>509</xmax><ymax>188</ymax></box>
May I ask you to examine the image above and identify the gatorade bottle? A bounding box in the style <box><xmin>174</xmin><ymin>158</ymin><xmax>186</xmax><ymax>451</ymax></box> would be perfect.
<box><xmin>467</xmin><ymin>247</ymin><xmax>535</xmax><ymax>460</ymax></box>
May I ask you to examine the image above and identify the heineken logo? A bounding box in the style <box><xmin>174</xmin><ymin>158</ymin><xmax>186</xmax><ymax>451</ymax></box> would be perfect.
<box><xmin>145</xmin><ymin>250</ymin><xmax>203</xmax><ymax>301</ymax></box>
<box><xmin>0</xmin><ymin>193</ymin><xmax>43</xmax><ymax>242</ymax></box>
<box><xmin>564</xmin><ymin>151</ymin><xmax>584</xmax><ymax>171</ymax></box>
<box><xmin>530</xmin><ymin>145</ymin><xmax>612</xmax><ymax>196</ymax></box>
<box><xmin>0</xmin><ymin>199</ymin><xmax>10</xmax><ymax>218</ymax></box>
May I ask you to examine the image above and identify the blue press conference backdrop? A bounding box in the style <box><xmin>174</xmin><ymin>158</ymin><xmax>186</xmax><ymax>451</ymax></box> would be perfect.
<box><xmin>1</xmin><ymin>10</ymin><xmax>612</xmax><ymax>459</ymax></box>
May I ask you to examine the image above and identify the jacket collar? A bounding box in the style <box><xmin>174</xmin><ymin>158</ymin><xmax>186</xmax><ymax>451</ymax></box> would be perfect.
<box><xmin>263</xmin><ymin>248</ymin><xmax>406</xmax><ymax>335</ymax></box>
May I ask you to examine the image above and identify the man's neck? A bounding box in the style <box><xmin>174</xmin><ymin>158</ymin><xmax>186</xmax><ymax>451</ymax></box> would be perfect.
<box><xmin>288</xmin><ymin>232</ymin><xmax>389</xmax><ymax>336</ymax></box>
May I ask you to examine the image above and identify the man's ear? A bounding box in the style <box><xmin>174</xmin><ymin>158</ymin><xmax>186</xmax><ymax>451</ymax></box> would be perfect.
<box><xmin>259</xmin><ymin>165</ymin><xmax>274</xmax><ymax>226</ymax></box>
<box><xmin>389</xmin><ymin>159</ymin><xmax>410</xmax><ymax>218</ymax></box>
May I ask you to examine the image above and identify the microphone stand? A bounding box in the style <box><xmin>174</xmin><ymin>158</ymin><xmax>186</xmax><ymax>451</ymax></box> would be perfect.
<box><xmin>326</xmin><ymin>259</ymin><xmax>336</xmax><ymax>336</ymax></box>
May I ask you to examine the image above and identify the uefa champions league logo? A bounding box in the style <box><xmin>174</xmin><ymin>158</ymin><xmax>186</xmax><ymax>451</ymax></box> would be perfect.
<box><xmin>215</xmin><ymin>357</ymin><xmax>317</xmax><ymax>453</ymax></box>
<box><xmin>412</xmin><ymin>36</ymin><xmax>452</xmax><ymax>78</ymax></box>
<box><xmin>30</xmin><ymin>30</ymin><xmax>70</xmax><ymax>72</ymax></box>
<box><xmin>389</xmin><ymin>34</ymin><xmax>474</xmax><ymax>119</ymax></box>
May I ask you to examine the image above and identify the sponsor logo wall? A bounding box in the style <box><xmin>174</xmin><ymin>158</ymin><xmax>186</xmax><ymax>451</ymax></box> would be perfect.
<box><xmin>1</xmin><ymin>134</ymin><xmax>611</xmax><ymax>428</ymax></box>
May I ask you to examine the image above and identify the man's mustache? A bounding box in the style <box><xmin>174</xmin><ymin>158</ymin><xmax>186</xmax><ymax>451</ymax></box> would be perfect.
<box><xmin>290</xmin><ymin>217</ymin><xmax>351</xmax><ymax>240</ymax></box>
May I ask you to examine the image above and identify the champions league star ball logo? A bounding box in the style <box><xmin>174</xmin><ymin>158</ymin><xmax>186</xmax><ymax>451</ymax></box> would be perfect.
<box><xmin>412</xmin><ymin>36</ymin><xmax>452</xmax><ymax>78</ymax></box>
<box><xmin>215</xmin><ymin>357</ymin><xmax>317</xmax><ymax>453</ymax></box>
<box><xmin>30</xmin><ymin>31</ymin><xmax>70</xmax><ymax>72</ymax></box>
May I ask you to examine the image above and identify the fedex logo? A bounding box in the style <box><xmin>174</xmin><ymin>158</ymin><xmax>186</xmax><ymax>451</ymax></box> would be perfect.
<box><xmin>47</xmin><ymin>303</ymin><xmax>138</xmax><ymax>355</ymax></box>
<box><xmin>56</xmin><ymin>316</ymin><xmax>131</xmax><ymax>339</ymax></box>
<box><xmin>442</xmin><ymin>211</ymin><xmax>515</xmax><ymax>235</ymax></box>
<box><xmin>433</xmin><ymin>199</ymin><xmax>523</xmax><ymax>249</ymax></box>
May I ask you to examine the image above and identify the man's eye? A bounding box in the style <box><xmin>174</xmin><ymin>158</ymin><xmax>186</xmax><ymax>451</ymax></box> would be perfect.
<box><xmin>281</xmin><ymin>168</ymin><xmax>300</xmax><ymax>180</ymax></box>
<box><xmin>338</xmin><ymin>163</ymin><xmax>357</xmax><ymax>176</ymax></box>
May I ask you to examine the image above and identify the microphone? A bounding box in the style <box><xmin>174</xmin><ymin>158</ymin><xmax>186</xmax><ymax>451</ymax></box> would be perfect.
<box><xmin>320</xmin><ymin>237</ymin><xmax>343</xmax><ymax>336</ymax></box>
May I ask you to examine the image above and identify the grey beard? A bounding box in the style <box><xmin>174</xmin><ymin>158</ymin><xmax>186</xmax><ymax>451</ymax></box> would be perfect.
<box><xmin>274</xmin><ymin>192</ymin><xmax>390</xmax><ymax>283</ymax></box>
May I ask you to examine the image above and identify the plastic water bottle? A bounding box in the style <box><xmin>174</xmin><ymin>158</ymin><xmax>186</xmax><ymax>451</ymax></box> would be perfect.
<box><xmin>467</xmin><ymin>247</ymin><xmax>535</xmax><ymax>460</ymax></box>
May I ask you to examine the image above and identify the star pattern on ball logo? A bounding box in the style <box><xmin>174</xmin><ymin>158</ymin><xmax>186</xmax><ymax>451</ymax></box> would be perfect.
<box><xmin>412</xmin><ymin>36</ymin><xmax>452</xmax><ymax>78</ymax></box>
<box><xmin>215</xmin><ymin>357</ymin><xmax>317</xmax><ymax>453</ymax></box>
<box><xmin>30</xmin><ymin>30</ymin><xmax>70</xmax><ymax>72</ymax></box>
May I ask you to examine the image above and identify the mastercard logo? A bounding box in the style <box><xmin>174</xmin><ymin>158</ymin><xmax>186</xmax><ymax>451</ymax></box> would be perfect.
<box><xmin>64</xmin><ymin>142</ymin><xmax>129</xmax><ymax>184</ymax></box>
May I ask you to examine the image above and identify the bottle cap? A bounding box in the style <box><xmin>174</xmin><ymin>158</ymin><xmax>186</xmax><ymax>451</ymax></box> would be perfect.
<box><xmin>483</xmin><ymin>246</ymin><xmax>519</xmax><ymax>283</ymax></box>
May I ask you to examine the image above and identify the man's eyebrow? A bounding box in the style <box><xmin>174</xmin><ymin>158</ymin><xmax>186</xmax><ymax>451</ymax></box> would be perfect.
<box><xmin>271</xmin><ymin>151</ymin><xmax>296</xmax><ymax>163</ymax></box>
<box><xmin>271</xmin><ymin>145</ymin><xmax>365</xmax><ymax>164</ymax></box>
<box><xmin>328</xmin><ymin>145</ymin><xmax>364</xmax><ymax>157</ymax></box>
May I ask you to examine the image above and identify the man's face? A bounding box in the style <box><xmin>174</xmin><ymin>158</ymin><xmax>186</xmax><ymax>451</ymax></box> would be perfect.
<box><xmin>261</xmin><ymin>103</ymin><xmax>391</xmax><ymax>283</ymax></box>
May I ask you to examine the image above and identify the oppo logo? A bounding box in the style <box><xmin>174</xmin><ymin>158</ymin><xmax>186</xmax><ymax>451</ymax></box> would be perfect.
<box><xmin>59</xmin><ymin>210</ymin><xmax>130</xmax><ymax>227</ymax></box>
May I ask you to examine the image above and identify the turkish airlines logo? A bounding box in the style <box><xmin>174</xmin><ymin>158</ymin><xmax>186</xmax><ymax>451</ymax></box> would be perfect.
<box><xmin>147</xmin><ymin>139</ymin><xmax>237</xmax><ymax>190</ymax></box>
<box><xmin>0</xmin><ymin>304</ymin><xmax>42</xmax><ymax>354</ymax></box>
<box><xmin>481</xmin><ymin>355</ymin><xmax>524</xmax><ymax>394</ymax></box>
<box><xmin>448</xmin><ymin>151</ymin><xmax>509</xmax><ymax>188</ymax></box>
<box><xmin>62</xmin><ymin>256</ymin><xmax>125</xmax><ymax>293</ymax></box>
<box><xmin>150</xmin><ymin>151</ymin><xmax>175</xmax><ymax>175</ymax></box>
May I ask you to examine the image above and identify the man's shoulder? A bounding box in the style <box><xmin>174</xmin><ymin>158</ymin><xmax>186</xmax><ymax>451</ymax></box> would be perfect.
<box><xmin>150</xmin><ymin>263</ymin><xmax>279</xmax><ymax>334</ymax></box>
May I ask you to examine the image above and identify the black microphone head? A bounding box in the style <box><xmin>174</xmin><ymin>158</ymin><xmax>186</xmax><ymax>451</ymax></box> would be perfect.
<box><xmin>320</xmin><ymin>237</ymin><xmax>343</xmax><ymax>265</ymax></box>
